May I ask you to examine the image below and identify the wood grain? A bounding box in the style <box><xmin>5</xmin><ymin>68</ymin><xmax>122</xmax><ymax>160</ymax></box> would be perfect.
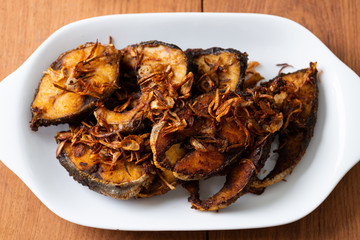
<box><xmin>0</xmin><ymin>0</ymin><xmax>201</xmax><ymax>80</ymax></box>
<box><xmin>1</xmin><ymin>0</ymin><xmax>360</xmax><ymax>239</ymax></box>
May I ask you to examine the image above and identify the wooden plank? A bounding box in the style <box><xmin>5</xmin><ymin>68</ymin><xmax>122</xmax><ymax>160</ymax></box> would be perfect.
<box><xmin>203</xmin><ymin>0</ymin><xmax>360</xmax><ymax>239</ymax></box>
<box><xmin>0</xmin><ymin>0</ymin><xmax>201</xmax><ymax>80</ymax></box>
<box><xmin>0</xmin><ymin>0</ymin><xmax>204</xmax><ymax>239</ymax></box>
<box><xmin>2</xmin><ymin>0</ymin><xmax>360</xmax><ymax>239</ymax></box>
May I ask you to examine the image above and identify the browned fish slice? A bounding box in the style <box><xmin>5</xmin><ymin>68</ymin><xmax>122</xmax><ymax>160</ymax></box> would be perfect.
<box><xmin>131</xmin><ymin>41</ymin><xmax>194</xmax><ymax>99</ymax></box>
<box><xmin>30</xmin><ymin>42</ymin><xmax>121</xmax><ymax>131</ymax></box>
<box><xmin>171</xmin><ymin>119</ymin><xmax>247</xmax><ymax>181</ymax></box>
<box><xmin>184</xmin><ymin>136</ymin><xmax>273</xmax><ymax>211</ymax></box>
<box><xmin>185</xmin><ymin>47</ymin><xmax>248</xmax><ymax>93</ymax></box>
<box><xmin>56</xmin><ymin>140</ymin><xmax>153</xmax><ymax>199</ymax></box>
<box><xmin>150</xmin><ymin>120</ymin><xmax>243</xmax><ymax>181</ymax></box>
<box><xmin>251</xmin><ymin>62</ymin><xmax>318</xmax><ymax>189</ymax></box>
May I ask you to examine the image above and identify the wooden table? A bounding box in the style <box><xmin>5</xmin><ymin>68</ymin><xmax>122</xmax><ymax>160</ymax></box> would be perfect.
<box><xmin>1</xmin><ymin>0</ymin><xmax>359</xmax><ymax>239</ymax></box>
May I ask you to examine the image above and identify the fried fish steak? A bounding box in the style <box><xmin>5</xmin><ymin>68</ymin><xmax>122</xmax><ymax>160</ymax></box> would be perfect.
<box><xmin>250</xmin><ymin>62</ymin><xmax>318</xmax><ymax>190</ymax></box>
<box><xmin>186</xmin><ymin>47</ymin><xmax>247</xmax><ymax>93</ymax></box>
<box><xmin>30</xmin><ymin>42</ymin><xmax>121</xmax><ymax>131</ymax></box>
<box><xmin>56</xmin><ymin>141</ymin><xmax>153</xmax><ymax>199</ymax></box>
<box><xmin>130</xmin><ymin>40</ymin><xmax>194</xmax><ymax>100</ymax></box>
<box><xmin>183</xmin><ymin>136</ymin><xmax>273</xmax><ymax>211</ymax></box>
<box><xmin>55</xmin><ymin>125</ymin><xmax>155</xmax><ymax>199</ymax></box>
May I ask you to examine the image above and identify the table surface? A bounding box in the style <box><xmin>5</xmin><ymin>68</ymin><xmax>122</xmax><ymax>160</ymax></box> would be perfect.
<box><xmin>1</xmin><ymin>0</ymin><xmax>359</xmax><ymax>239</ymax></box>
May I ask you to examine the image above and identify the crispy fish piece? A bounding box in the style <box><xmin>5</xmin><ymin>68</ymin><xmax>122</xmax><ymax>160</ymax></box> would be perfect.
<box><xmin>183</xmin><ymin>136</ymin><xmax>273</xmax><ymax>211</ymax></box>
<box><xmin>55</xmin><ymin>117</ymin><xmax>155</xmax><ymax>199</ymax></box>
<box><xmin>171</xmin><ymin>118</ymin><xmax>247</xmax><ymax>181</ymax></box>
<box><xmin>186</xmin><ymin>47</ymin><xmax>247</xmax><ymax>93</ymax></box>
<box><xmin>251</xmin><ymin>62</ymin><xmax>318</xmax><ymax>189</ymax></box>
<box><xmin>30</xmin><ymin>42</ymin><xmax>121</xmax><ymax>131</ymax></box>
<box><xmin>56</xmin><ymin>140</ymin><xmax>153</xmax><ymax>199</ymax></box>
<box><xmin>134</xmin><ymin>41</ymin><xmax>193</xmax><ymax>97</ymax></box>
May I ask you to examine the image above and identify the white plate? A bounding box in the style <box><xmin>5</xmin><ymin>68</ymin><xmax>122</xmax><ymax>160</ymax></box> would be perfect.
<box><xmin>1</xmin><ymin>13</ymin><xmax>360</xmax><ymax>231</ymax></box>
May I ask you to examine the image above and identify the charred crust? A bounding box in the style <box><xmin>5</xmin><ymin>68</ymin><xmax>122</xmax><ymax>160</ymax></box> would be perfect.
<box><xmin>157</xmin><ymin>159</ymin><xmax>174</xmax><ymax>171</ymax></box>
<box><xmin>30</xmin><ymin>101</ymin><xmax>96</xmax><ymax>131</ymax></box>
<box><xmin>133</xmin><ymin>40</ymin><xmax>183</xmax><ymax>52</ymax></box>
<box><xmin>185</xmin><ymin>47</ymin><xmax>247</xmax><ymax>60</ymax></box>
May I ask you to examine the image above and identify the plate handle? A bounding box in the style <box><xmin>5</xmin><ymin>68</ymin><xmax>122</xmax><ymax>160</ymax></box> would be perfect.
<box><xmin>0</xmin><ymin>67</ymin><xmax>28</xmax><ymax>179</ymax></box>
<box><xmin>335</xmin><ymin>65</ymin><xmax>360</xmax><ymax>179</ymax></box>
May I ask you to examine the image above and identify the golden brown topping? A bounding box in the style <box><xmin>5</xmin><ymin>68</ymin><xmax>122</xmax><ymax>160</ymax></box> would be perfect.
<box><xmin>243</xmin><ymin>61</ymin><xmax>264</xmax><ymax>89</ymax></box>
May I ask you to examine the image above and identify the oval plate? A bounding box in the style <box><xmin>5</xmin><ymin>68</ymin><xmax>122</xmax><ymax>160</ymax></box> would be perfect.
<box><xmin>0</xmin><ymin>13</ymin><xmax>360</xmax><ymax>230</ymax></box>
